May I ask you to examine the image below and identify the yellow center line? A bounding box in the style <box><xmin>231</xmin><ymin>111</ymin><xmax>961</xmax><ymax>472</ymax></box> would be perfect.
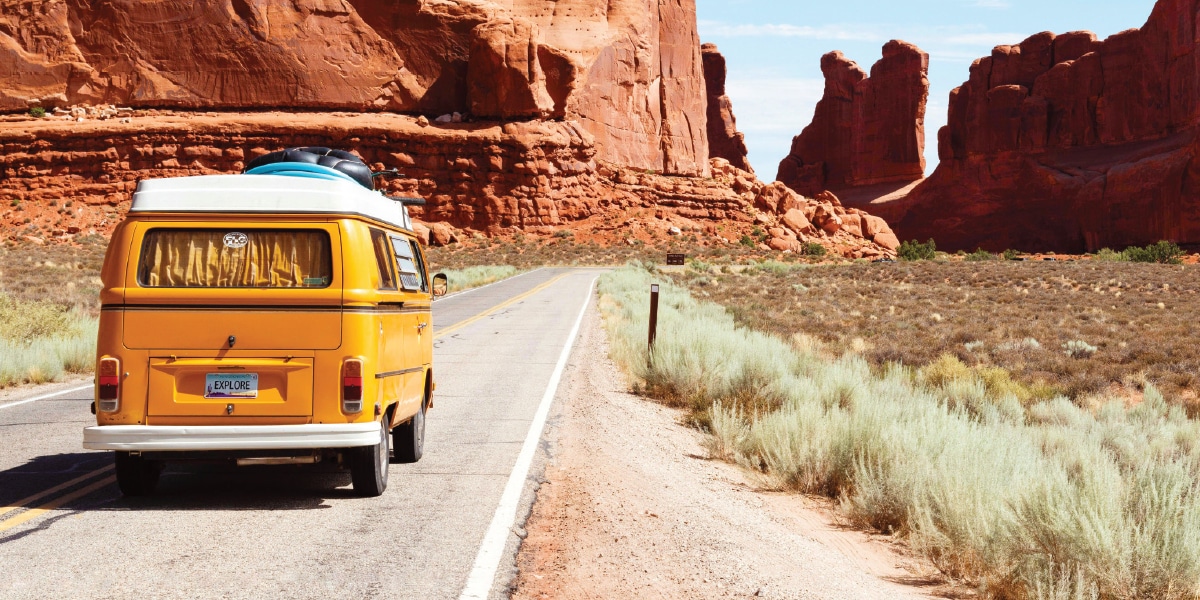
<box><xmin>0</xmin><ymin>475</ymin><xmax>117</xmax><ymax>534</ymax></box>
<box><xmin>0</xmin><ymin>464</ymin><xmax>114</xmax><ymax>519</ymax></box>
<box><xmin>433</xmin><ymin>272</ymin><xmax>573</xmax><ymax>340</ymax></box>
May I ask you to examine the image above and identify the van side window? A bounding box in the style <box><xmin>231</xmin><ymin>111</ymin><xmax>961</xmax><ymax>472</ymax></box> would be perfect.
<box><xmin>370</xmin><ymin>229</ymin><xmax>397</xmax><ymax>290</ymax></box>
<box><xmin>390</xmin><ymin>236</ymin><xmax>424</xmax><ymax>292</ymax></box>
<box><xmin>409</xmin><ymin>240</ymin><xmax>429</xmax><ymax>293</ymax></box>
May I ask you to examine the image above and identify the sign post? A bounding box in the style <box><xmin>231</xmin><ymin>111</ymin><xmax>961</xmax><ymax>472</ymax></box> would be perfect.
<box><xmin>648</xmin><ymin>284</ymin><xmax>660</xmax><ymax>354</ymax></box>
<box><xmin>666</xmin><ymin>253</ymin><xmax>686</xmax><ymax>266</ymax></box>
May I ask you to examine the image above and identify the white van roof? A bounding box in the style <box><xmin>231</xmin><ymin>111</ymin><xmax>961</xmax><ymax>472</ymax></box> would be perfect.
<box><xmin>130</xmin><ymin>174</ymin><xmax>414</xmax><ymax>231</ymax></box>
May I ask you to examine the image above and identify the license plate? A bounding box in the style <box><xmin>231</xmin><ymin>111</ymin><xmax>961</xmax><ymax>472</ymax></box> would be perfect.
<box><xmin>204</xmin><ymin>373</ymin><xmax>259</xmax><ymax>399</ymax></box>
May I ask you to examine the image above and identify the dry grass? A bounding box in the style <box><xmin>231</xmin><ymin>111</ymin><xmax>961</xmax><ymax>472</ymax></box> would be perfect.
<box><xmin>0</xmin><ymin>237</ymin><xmax>107</xmax><ymax>313</ymax></box>
<box><xmin>599</xmin><ymin>265</ymin><xmax>1200</xmax><ymax>600</ymax></box>
<box><xmin>677</xmin><ymin>260</ymin><xmax>1200</xmax><ymax>414</ymax></box>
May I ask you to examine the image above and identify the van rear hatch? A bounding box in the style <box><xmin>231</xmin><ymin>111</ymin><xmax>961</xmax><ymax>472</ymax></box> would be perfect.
<box><xmin>121</xmin><ymin>225</ymin><xmax>342</xmax><ymax>417</ymax></box>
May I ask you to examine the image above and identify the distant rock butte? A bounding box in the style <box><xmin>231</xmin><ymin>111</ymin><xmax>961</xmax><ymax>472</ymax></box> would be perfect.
<box><xmin>777</xmin><ymin>40</ymin><xmax>929</xmax><ymax>198</ymax></box>
<box><xmin>0</xmin><ymin>0</ymin><xmax>708</xmax><ymax>176</ymax></box>
<box><xmin>894</xmin><ymin>0</ymin><xmax>1200</xmax><ymax>252</ymax></box>
<box><xmin>701</xmin><ymin>43</ymin><xmax>752</xmax><ymax>173</ymax></box>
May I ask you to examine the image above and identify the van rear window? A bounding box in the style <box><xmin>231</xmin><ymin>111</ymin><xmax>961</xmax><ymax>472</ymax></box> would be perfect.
<box><xmin>138</xmin><ymin>229</ymin><xmax>333</xmax><ymax>288</ymax></box>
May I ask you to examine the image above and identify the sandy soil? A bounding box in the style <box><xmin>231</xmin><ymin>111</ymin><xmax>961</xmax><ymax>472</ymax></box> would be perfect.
<box><xmin>511</xmin><ymin>307</ymin><xmax>967</xmax><ymax>600</ymax></box>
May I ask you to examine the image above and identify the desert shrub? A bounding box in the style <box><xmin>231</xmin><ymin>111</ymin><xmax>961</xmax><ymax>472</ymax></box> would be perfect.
<box><xmin>740</xmin><ymin>234</ymin><xmax>756</xmax><ymax>248</ymax></box>
<box><xmin>1123</xmin><ymin>240</ymin><xmax>1184</xmax><ymax>264</ymax></box>
<box><xmin>29</xmin><ymin>106</ymin><xmax>46</xmax><ymax>118</ymax></box>
<box><xmin>599</xmin><ymin>266</ymin><xmax>1200</xmax><ymax>600</ymax></box>
<box><xmin>1062</xmin><ymin>340</ymin><xmax>1098</xmax><ymax>359</ymax></box>
<box><xmin>1002</xmin><ymin>249</ymin><xmax>1021</xmax><ymax>261</ymax></box>
<box><xmin>436</xmin><ymin>265</ymin><xmax>520</xmax><ymax>294</ymax></box>
<box><xmin>898</xmin><ymin>239</ymin><xmax>937</xmax><ymax>261</ymax></box>
<box><xmin>1093</xmin><ymin>248</ymin><xmax>1127</xmax><ymax>262</ymax></box>
<box><xmin>0</xmin><ymin>295</ymin><xmax>74</xmax><ymax>342</ymax></box>
<box><xmin>0</xmin><ymin>294</ymin><xmax>97</xmax><ymax>388</ymax></box>
<box><xmin>802</xmin><ymin>242</ymin><xmax>827</xmax><ymax>257</ymax></box>
<box><xmin>966</xmin><ymin>249</ymin><xmax>998</xmax><ymax>261</ymax></box>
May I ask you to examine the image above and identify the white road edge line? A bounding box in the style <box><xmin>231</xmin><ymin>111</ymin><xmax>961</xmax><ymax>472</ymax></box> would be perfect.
<box><xmin>0</xmin><ymin>384</ymin><xmax>94</xmax><ymax>411</ymax></box>
<box><xmin>434</xmin><ymin>268</ymin><xmax>545</xmax><ymax>303</ymax></box>
<box><xmin>458</xmin><ymin>275</ymin><xmax>598</xmax><ymax>600</ymax></box>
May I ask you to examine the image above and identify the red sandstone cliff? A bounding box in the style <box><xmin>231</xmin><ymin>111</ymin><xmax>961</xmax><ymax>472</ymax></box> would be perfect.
<box><xmin>0</xmin><ymin>0</ymin><xmax>709</xmax><ymax>176</ymax></box>
<box><xmin>895</xmin><ymin>0</ymin><xmax>1200</xmax><ymax>252</ymax></box>
<box><xmin>777</xmin><ymin>41</ymin><xmax>928</xmax><ymax>198</ymax></box>
<box><xmin>701</xmin><ymin>43</ymin><xmax>752</xmax><ymax>173</ymax></box>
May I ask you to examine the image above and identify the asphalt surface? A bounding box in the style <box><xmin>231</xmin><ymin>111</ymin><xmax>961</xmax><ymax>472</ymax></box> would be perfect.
<box><xmin>0</xmin><ymin>267</ymin><xmax>601</xmax><ymax>600</ymax></box>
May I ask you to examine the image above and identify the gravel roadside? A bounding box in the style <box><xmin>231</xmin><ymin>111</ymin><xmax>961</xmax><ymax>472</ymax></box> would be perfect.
<box><xmin>511</xmin><ymin>306</ymin><xmax>958</xmax><ymax>600</ymax></box>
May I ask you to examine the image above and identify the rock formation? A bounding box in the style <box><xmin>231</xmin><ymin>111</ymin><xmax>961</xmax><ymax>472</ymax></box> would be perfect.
<box><xmin>777</xmin><ymin>40</ymin><xmax>929</xmax><ymax>198</ymax></box>
<box><xmin>0</xmin><ymin>110</ymin><xmax>897</xmax><ymax>258</ymax></box>
<box><xmin>701</xmin><ymin>43</ymin><xmax>752</xmax><ymax>172</ymax></box>
<box><xmin>0</xmin><ymin>0</ymin><xmax>709</xmax><ymax>176</ymax></box>
<box><xmin>895</xmin><ymin>0</ymin><xmax>1200</xmax><ymax>252</ymax></box>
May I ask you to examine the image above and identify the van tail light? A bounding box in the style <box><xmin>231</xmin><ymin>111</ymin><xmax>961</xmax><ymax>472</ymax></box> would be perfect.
<box><xmin>342</xmin><ymin>359</ymin><xmax>364</xmax><ymax>414</ymax></box>
<box><xmin>97</xmin><ymin>358</ymin><xmax>120</xmax><ymax>412</ymax></box>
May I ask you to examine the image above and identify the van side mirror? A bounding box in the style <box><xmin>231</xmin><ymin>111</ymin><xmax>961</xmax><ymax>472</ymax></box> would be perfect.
<box><xmin>432</xmin><ymin>273</ymin><xmax>448</xmax><ymax>298</ymax></box>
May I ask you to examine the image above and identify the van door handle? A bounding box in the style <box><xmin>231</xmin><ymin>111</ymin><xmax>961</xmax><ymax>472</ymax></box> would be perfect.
<box><xmin>416</xmin><ymin>322</ymin><xmax>428</xmax><ymax>331</ymax></box>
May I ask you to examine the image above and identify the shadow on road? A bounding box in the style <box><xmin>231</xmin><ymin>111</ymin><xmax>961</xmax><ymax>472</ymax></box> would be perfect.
<box><xmin>0</xmin><ymin>454</ymin><xmax>376</xmax><ymax>545</ymax></box>
<box><xmin>0</xmin><ymin>452</ymin><xmax>110</xmax><ymax>507</ymax></box>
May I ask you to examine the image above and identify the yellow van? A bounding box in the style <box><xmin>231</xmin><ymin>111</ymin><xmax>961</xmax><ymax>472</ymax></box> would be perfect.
<box><xmin>83</xmin><ymin>148</ymin><xmax>446</xmax><ymax>497</ymax></box>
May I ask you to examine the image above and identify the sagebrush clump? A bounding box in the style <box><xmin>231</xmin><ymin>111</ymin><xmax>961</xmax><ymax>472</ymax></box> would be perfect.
<box><xmin>898</xmin><ymin>238</ymin><xmax>937</xmax><ymax>261</ymax></box>
<box><xmin>0</xmin><ymin>294</ymin><xmax>96</xmax><ymax>388</ymax></box>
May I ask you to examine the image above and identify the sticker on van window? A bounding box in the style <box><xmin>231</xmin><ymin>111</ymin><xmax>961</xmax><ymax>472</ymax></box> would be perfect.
<box><xmin>303</xmin><ymin>277</ymin><xmax>329</xmax><ymax>286</ymax></box>
<box><xmin>223</xmin><ymin>232</ymin><xmax>249</xmax><ymax>249</ymax></box>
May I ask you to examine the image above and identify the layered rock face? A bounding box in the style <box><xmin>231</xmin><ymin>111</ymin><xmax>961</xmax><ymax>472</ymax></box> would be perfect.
<box><xmin>896</xmin><ymin>0</ymin><xmax>1200</xmax><ymax>252</ymax></box>
<box><xmin>701</xmin><ymin>43</ymin><xmax>752</xmax><ymax>172</ymax></box>
<box><xmin>0</xmin><ymin>111</ymin><xmax>897</xmax><ymax>258</ymax></box>
<box><xmin>0</xmin><ymin>0</ymin><xmax>709</xmax><ymax>176</ymax></box>
<box><xmin>777</xmin><ymin>41</ymin><xmax>929</xmax><ymax>197</ymax></box>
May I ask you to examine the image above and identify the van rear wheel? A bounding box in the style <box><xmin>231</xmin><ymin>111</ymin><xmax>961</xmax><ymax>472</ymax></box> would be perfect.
<box><xmin>114</xmin><ymin>452</ymin><xmax>161</xmax><ymax>496</ymax></box>
<box><xmin>350</xmin><ymin>419</ymin><xmax>389</xmax><ymax>497</ymax></box>
<box><xmin>392</xmin><ymin>400</ymin><xmax>426</xmax><ymax>464</ymax></box>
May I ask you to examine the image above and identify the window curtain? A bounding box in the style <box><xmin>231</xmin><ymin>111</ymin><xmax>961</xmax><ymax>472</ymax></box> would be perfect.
<box><xmin>140</xmin><ymin>230</ymin><xmax>331</xmax><ymax>288</ymax></box>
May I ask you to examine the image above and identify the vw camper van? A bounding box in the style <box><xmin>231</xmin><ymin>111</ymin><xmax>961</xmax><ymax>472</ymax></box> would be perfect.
<box><xmin>83</xmin><ymin>148</ymin><xmax>445</xmax><ymax>497</ymax></box>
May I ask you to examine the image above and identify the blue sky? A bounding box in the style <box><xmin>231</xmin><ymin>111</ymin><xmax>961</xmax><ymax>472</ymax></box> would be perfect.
<box><xmin>695</xmin><ymin>0</ymin><xmax>1159</xmax><ymax>178</ymax></box>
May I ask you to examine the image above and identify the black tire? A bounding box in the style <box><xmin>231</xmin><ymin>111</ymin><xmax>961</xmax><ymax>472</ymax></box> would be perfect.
<box><xmin>350</xmin><ymin>419</ymin><xmax>389</xmax><ymax>497</ymax></box>
<box><xmin>392</xmin><ymin>399</ymin><xmax>426</xmax><ymax>464</ymax></box>
<box><xmin>244</xmin><ymin>147</ymin><xmax>374</xmax><ymax>190</ymax></box>
<box><xmin>114</xmin><ymin>452</ymin><xmax>161</xmax><ymax>496</ymax></box>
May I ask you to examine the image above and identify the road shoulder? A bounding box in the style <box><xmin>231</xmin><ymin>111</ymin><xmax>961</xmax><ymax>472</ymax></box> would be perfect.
<box><xmin>512</xmin><ymin>307</ymin><xmax>958</xmax><ymax>600</ymax></box>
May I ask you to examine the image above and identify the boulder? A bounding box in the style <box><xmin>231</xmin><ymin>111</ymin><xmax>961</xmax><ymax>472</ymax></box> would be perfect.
<box><xmin>429</xmin><ymin>222</ymin><xmax>459</xmax><ymax>247</ymax></box>
<box><xmin>781</xmin><ymin>209</ymin><xmax>815</xmax><ymax>235</ymax></box>
<box><xmin>768</xmin><ymin>237</ymin><xmax>803</xmax><ymax>252</ymax></box>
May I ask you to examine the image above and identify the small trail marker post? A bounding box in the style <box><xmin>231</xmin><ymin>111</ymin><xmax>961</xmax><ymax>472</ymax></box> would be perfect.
<box><xmin>648</xmin><ymin>284</ymin><xmax>660</xmax><ymax>361</ymax></box>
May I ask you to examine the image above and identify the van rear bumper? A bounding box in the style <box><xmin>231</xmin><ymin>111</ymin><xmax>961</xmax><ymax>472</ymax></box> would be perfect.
<box><xmin>83</xmin><ymin>423</ymin><xmax>381</xmax><ymax>451</ymax></box>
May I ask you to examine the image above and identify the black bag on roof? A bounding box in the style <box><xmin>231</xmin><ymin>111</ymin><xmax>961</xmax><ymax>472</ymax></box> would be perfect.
<box><xmin>245</xmin><ymin>147</ymin><xmax>374</xmax><ymax>190</ymax></box>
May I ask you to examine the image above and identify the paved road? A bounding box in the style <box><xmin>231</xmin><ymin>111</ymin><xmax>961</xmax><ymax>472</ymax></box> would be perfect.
<box><xmin>0</xmin><ymin>268</ymin><xmax>601</xmax><ymax>600</ymax></box>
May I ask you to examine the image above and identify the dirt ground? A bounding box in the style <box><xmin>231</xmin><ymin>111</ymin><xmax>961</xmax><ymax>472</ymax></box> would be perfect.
<box><xmin>511</xmin><ymin>307</ymin><xmax>966</xmax><ymax>600</ymax></box>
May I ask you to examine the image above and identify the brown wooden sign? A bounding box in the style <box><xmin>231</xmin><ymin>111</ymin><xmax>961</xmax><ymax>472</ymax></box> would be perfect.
<box><xmin>666</xmin><ymin>253</ymin><xmax>686</xmax><ymax>266</ymax></box>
